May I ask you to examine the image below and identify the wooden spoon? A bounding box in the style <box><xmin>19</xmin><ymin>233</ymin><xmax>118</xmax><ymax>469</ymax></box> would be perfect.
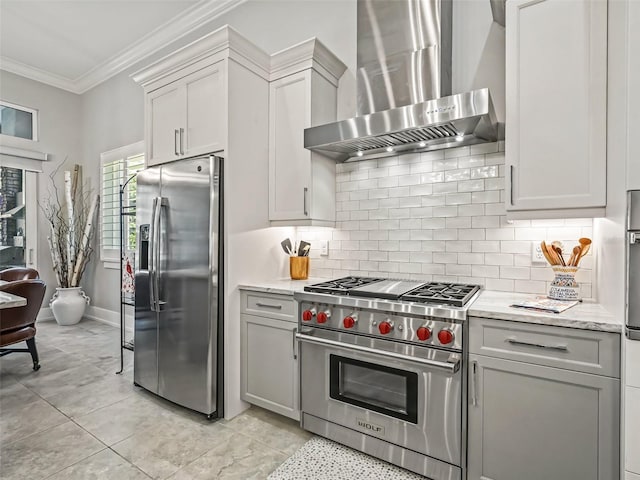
<box><xmin>540</xmin><ymin>241</ymin><xmax>556</xmax><ymax>265</ymax></box>
<box><xmin>578</xmin><ymin>237</ymin><xmax>592</xmax><ymax>261</ymax></box>
<box><xmin>552</xmin><ymin>245</ymin><xmax>566</xmax><ymax>266</ymax></box>
<box><xmin>569</xmin><ymin>245</ymin><xmax>581</xmax><ymax>266</ymax></box>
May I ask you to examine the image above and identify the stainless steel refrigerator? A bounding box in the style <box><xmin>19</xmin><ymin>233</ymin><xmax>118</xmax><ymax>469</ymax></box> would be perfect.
<box><xmin>628</xmin><ymin>190</ymin><xmax>640</xmax><ymax>340</ymax></box>
<box><xmin>134</xmin><ymin>155</ymin><xmax>223</xmax><ymax>418</ymax></box>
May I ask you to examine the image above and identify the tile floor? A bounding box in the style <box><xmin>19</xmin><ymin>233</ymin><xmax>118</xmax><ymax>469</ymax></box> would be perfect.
<box><xmin>0</xmin><ymin>319</ymin><xmax>311</xmax><ymax>479</ymax></box>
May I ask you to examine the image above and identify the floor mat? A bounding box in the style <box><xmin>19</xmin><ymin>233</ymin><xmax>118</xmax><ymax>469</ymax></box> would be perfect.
<box><xmin>267</xmin><ymin>436</ymin><xmax>426</xmax><ymax>479</ymax></box>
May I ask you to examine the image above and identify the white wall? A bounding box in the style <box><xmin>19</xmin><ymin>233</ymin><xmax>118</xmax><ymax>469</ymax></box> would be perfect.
<box><xmin>0</xmin><ymin>70</ymin><xmax>82</xmax><ymax>302</ymax></box>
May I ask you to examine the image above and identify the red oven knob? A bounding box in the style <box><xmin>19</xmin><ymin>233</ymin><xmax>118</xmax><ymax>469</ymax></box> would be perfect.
<box><xmin>317</xmin><ymin>311</ymin><xmax>329</xmax><ymax>323</ymax></box>
<box><xmin>416</xmin><ymin>327</ymin><xmax>432</xmax><ymax>341</ymax></box>
<box><xmin>438</xmin><ymin>329</ymin><xmax>454</xmax><ymax>345</ymax></box>
<box><xmin>379</xmin><ymin>321</ymin><xmax>393</xmax><ymax>335</ymax></box>
<box><xmin>343</xmin><ymin>316</ymin><xmax>356</xmax><ymax>329</ymax></box>
<box><xmin>302</xmin><ymin>309</ymin><xmax>315</xmax><ymax>321</ymax></box>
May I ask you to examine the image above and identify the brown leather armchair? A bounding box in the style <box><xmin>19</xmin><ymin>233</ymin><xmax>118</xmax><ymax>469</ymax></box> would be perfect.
<box><xmin>0</xmin><ymin>279</ymin><xmax>46</xmax><ymax>370</ymax></box>
<box><xmin>0</xmin><ymin>267</ymin><xmax>39</xmax><ymax>282</ymax></box>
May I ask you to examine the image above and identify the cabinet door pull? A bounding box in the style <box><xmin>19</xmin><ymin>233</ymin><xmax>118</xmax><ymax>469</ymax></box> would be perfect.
<box><xmin>303</xmin><ymin>187</ymin><xmax>308</xmax><ymax>216</ymax></box>
<box><xmin>506</xmin><ymin>338</ymin><xmax>569</xmax><ymax>352</ymax></box>
<box><xmin>292</xmin><ymin>327</ymin><xmax>298</xmax><ymax>360</ymax></box>
<box><xmin>179</xmin><ymin>128</ymin><xmax>185</xmax><ymax>155</ymax></box>
<box><xmin>509</xmin><ymin>165</ymin><xmax>515</xmax><ymax>206</ymax></box>
<box><xmin>28</xmin><ymin>248</ymin><xmax>34</xmax><ymax>265</ymax></box>
<box><xmin>174</xmin><ymin>129</ymin><xmax>179</xmax><ymax>156</ymax></box>
<box><xmin>471</xmin><ymin>360</ymin><xmax>478</xmax><ymax>406</ymax></box>
<box><xmin>255</xmin><ymin>302</ymin><xmax>283</xmax><ymax>309</ymax></box>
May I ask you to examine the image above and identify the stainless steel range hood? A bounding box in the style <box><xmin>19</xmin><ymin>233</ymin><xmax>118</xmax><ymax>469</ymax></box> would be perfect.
<box><xmin>304</xmin><ymin>0</ymin><xmax>499</xmax><ymax>162</ymax></box>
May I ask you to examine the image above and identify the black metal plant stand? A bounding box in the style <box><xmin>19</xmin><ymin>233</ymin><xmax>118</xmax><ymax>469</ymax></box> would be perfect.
<box><xmin>116</xmin><ymin>175</ymin><xmax>136</xmax><ymax>375</ymax></box>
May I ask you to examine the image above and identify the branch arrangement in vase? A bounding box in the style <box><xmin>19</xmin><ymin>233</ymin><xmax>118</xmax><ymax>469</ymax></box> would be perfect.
<box><xmin>41</xmin><ymin>160</ymin><xmax>100</xmax><ymax>288</ymax></box>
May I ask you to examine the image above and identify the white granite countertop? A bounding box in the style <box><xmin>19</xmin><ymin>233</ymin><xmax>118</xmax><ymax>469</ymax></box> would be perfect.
<box><xmin>468</xmin><ymin>290</ymin><xmax>622</xmax><ymax>333</ymax></box>
<box><xmin>238</xmin><ymin>278</ymin><xmax>331</xmax><ymax>296</ymax></box>
<box><xmin>237</xmin><ymin>280</ymin><xmax>622</xmax><ymax>333</ymax></box>
<box><xmin>0</xmin><ymin>291</ymin><xmax>27</xmax><ymax>309</ymax></box>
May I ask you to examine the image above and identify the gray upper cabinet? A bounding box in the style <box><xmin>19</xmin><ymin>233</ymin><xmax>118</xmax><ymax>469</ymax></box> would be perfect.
<box><xmin>467</xmin><ymin>317</ymin><xmax>620</xmax><ymax>480</ymax></box>
<box><xmin>505</xmin><ymin>0</ymin><xmax>607</xmax><ymax>219</ymax></box>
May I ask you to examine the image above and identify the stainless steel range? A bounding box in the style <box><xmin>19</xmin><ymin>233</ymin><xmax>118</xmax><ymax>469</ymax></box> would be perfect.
<box><xmin>294</xmin><ymin>277</ymin><xmax>481</xmax><ymax>480</ymax></box>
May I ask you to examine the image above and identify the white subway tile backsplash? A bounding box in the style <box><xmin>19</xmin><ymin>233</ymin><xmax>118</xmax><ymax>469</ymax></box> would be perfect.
<box><xmin>432</xmin><ymin>182</ymin><xmax>459</xmax><ymax>194</ymax></box>
<box><xmin>389</xmin><ymin>230</ymin><xmax>411</xmax><ymax>240</ymax></box>
<box><xmin>389</xmin><ymin>251</ymin><xmax>411</xmax><ymax>262</ymax></box>
<box><xmin>434</xmin><ymin>229</ymin><xmax>458</xmax><ymax>240</ymax></box>
<box><xmin>457</xmin><ymin>179</ymin><xmax>485</xmax><ymax>192</ymax></box>
<box><xmin>447</xmin><ymin>264</ymin><xmax>472</xmax><ymax>276</ymax></box>
<box><xmin>457</xmin><ymin>204</ymin><xmax>484</xmax><ymax>217</ymax></box>
<box><xmin>446</xmin><ymin>216</ymin><xmax>472</xmax><ymax>229</ymax></box>
<box><xmin>472</xmin><ymin>240</ymin><xmax>501</xmax><ymax>253</ymax></box>
<box><xmin>302</xmin><ymin>145</ymin><xmax>593</xmax><ymax>298</ymax></box>
<box><xmin>458</xmin><ymin>253</ymin><xmax>485</xmax><ymax>264</ymax></box>
<box><xmin>433</xmin><ymin>252</ymin><xmax>458</xmax><ymax>263</ymax></box>
<box><xmin>485</xmin><ymin>253</ymin><xmax>514</xmax><ymax>266</ymax></box>
<box><xmin>445</xmin><ymin>169</ymin><xmax>471</xmax><ymax>182</ymax></box>
<box><xmin>500</xmin><ymin>266</ymin><xmax>530</xmax><ymax>280</ymax></box>
<box><xmin>433</xmin><ymin>206</ymin><xmax>458</xmax><ymax>217</ymax></box>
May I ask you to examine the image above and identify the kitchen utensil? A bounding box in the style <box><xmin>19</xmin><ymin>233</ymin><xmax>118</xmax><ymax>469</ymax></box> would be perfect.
<box><xmin>540</xmin><ymin>241</ymin><xmax>556</xmax><ymax>265</ymax></box>
<box><xmin>290</xmin><ymin>256</ymin><xmax>309</xmax><ymax>280</ymax></box>
<box><xmin>298</xmin><ymin>241</ymin><xmax>310</xmax><ymax>256</ymax></box>
<box><xmin>571</xmin><ymin>246</ymin><xmax>581</xmax><ymax>266</ymax></box>
<box><xmin>578</xmin><ymin>237</ymin><xmax>592</xmax><ymax>261</ymax></box>
<box><xmin>281</xmin><ymin>238</ymin><xmax>293</xmax><ymax>256</ymax></box>
<box><xmin>552</xmin><ymin>245</ymin><xmax>566</xmax><ymax>266</ymax></box>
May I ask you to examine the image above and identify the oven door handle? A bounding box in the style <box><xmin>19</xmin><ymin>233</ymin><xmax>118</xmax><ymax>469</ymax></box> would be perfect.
<box><xmin>296</xmin><ymin>333</ymin><xmax>460</xmax><ymax>373</ymax></box>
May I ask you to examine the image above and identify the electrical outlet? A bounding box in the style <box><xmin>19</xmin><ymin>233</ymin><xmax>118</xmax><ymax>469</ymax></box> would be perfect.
<box><xmin>320</xmin><ymin>240</ymin><xmax>329</xmax><ymax>256</ymax></box>
<box><xmin>531</xmin><ymin>241</ymin><xmax>546</xmax><ymax>264</ymax></box>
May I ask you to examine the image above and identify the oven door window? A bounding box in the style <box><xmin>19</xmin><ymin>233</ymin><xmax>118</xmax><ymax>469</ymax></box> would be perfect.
<box><xmin>329</xmin><ymin>355</ymin><xmax>418</xmax><ymax>423</ymax></box>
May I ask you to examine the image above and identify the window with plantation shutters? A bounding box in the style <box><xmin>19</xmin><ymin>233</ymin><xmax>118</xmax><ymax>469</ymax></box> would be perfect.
<box><xmin>100</xmin><ymin>141</ymin><xmax>145</xmax><ymax>264</ymax></box>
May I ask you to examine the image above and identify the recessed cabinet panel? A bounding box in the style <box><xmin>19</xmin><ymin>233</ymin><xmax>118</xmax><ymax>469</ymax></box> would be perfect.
<box><xmin>628</xmin><ymin>0</ymin><xmax>640</xmax><ymax>190</ymax></box>
<box><xmin>627</xmin><ymin>386</ymin><xmax>640</xmax><ymax>474</ymax></box>
<box><xmin>148</xmin><ymin>85</ymin><xmax>183</xmax><ymax>166</ymax></box>
<box><xmin>468</xmin><ymin>354</ymin><xmax>619</xmax><ymax>480</ymax></box>
<box><xmin>241</xmin><ymin>313</ymin><xmax>299</xmax><ymax>420</ymax></box>
<box><xmin>269</xmin><ymin>73</ymin><xmax>311</xmax><ymax>221</ymax></box>
<box><xmin>506</xmin><ymin>0</ymin><xmax>607</xmax><ymax>215</ymax></box>
<box><xmin>185</xmin><ymin>64</ymin><xmax>225</xmax><ymax>157</ymax></box>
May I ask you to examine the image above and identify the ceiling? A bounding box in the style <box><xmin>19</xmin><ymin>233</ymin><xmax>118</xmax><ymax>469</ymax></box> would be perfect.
<box><xmin>0</xmin><ymin>0</ymin><xmax>246</xmax><ymax>94</ymax></box>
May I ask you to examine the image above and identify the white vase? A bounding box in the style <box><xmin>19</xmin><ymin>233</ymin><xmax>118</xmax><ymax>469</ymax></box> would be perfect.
<box><xmin>50</xmin><ymin>287</ymin><xmax>90</xmax><ymax>326</ymax></box>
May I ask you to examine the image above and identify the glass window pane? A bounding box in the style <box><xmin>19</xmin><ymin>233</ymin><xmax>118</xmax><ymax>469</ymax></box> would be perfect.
<box><xmin>0</xmin><ymin>105</ymin><xmax>34</xmax><ymax>140</ymax></box>
<box><xmin>0</xmin><ymin>166</ymin><xmax>26</xmax><ymax>268</ymax></box>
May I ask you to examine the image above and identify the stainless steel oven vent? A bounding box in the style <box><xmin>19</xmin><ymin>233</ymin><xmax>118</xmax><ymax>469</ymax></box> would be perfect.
<box><xmin>304</xmin><ymin>0</ymin><xmax>499</xmax><ymax>162</ymax></box>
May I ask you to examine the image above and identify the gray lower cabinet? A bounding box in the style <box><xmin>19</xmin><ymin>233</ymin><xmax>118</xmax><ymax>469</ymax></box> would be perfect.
<box><xmin>240</xmin><ymin>290</ymin><xmax>299</xmax><ymax>420</ymax></box>
<box><xmin>467</xmin><ymin>318</ymin><xmax>620</xmax><ymax>480</ymax></box>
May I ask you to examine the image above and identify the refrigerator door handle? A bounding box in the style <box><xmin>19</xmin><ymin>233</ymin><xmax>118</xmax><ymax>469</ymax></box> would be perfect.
<box><xmin>156</xmin><ymin>197</ymin><xmax>168</xmax><ymax>310</ymax></box>
<box><xmin>149</xmin><ymin>197</ymin><xmax>159</xmax><ymax>312</ymax></box>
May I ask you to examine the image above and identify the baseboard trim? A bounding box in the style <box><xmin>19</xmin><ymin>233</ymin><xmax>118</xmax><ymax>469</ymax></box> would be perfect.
<box><xmin>38</xmin><ymin>305</ymin><xmax>133</xmax><ymax>333</ymax></box>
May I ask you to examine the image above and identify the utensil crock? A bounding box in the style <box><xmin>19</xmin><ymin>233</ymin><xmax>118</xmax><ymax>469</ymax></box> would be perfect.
<box><xmin>290</xmin><ymin>257</ymin><xmax>309</xmax><ymax>280</ymax></box>
<box><xmin>548</xmin><ymin>266</ymin><xmax>580</xmax><ymax>301</ymax></box>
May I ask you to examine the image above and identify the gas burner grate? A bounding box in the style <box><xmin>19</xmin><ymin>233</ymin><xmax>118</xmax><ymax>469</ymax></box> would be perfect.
<box><xmin>304</xmin><ymin>276</ymin><xmax>385</xmax><ymax>294</ymax></box>
<box><xmin>401</xmin><ymin>282</ymin><xmax>481</xmax><ymax>307</ymax></box>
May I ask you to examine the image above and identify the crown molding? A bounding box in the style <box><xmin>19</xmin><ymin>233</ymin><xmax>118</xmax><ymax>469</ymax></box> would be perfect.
<box><xmin>1</xmin><ymin>0</ymin><xmax>248</xmax><ymax>95</ymax></box>
<box><xmin>131</xmin><ymin>25</ymin><xmax>271</xmax><ymax>88</ymax></box>
<box><xmin>270</xmin><ymin>37</ymin><xmax>348</xmax><ymax>85</ymax></box>
<box><xmin>0</xmin><ymin>57</ymin><xmax>78</xmax><ymax>93</ymax></box>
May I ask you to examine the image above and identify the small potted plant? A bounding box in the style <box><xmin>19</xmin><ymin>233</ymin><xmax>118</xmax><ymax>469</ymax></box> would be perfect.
<box><xmin>41</xmin><ymin>161</ymin><xmax>99</xmax><ymax>325</ymax></box>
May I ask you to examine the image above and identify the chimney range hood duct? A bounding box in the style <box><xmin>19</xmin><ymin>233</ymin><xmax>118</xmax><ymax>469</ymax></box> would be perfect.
<box><xmin>304</xmin><ymin>0</ymin><xmax>499</xmax><ymax>162</ymax></box>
